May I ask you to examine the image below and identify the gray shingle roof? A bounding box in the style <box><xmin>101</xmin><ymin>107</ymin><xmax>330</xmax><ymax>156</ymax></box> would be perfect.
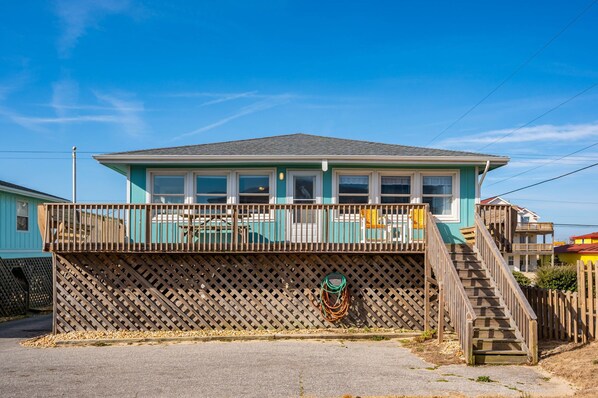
<box><xmin>102</xmin><ymin>133</ymin><xmax>503</xmax><ymax>158</ymax></box>
<box><xmin>0</xmin><ymin>180</ymin><xmax>67</xmax><ymax>202</ymax></box>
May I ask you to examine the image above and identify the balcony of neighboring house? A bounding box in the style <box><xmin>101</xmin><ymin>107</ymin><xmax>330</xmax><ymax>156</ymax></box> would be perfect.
<box><xmin>515</xmin><ymin>222</ymin><xmax>554</xmax><ymax>233</ymax></box>
<box><xmin>38</xmin><ymin>203</ymin><xmax>429</xmax><ymax>254</ymax></box>
<box><xmin>512</xmin><ymin>243</ymin><xmax>554</xmax><ymax>255</ymax></box>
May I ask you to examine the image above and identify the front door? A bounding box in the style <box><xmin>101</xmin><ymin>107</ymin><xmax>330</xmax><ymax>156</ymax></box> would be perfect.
<box><xmin>288</xmin><ymin>171</ymin><xmax>322</xmax><ymax>243</ymax></box>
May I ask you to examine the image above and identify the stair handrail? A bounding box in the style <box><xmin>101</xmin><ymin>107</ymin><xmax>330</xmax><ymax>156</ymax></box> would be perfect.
<box><xmin>473</xmin><ymin>213</ymin><xmax>538</xmax><ymax>364</ymax></box>
<box><xmin>426</xmin><ymin>212</ymin><xmax>477</xmax><ymax>364</ymax></box>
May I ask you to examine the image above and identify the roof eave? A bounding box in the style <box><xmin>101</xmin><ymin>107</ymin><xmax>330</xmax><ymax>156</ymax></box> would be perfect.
<box><xmin>94</xmin><ymin>154</ymin><xmax>509</xmax><ymax>167</ymax></box>
<box><xmin>0</xmin><ymin>186</ymin><xmax>68</xmax><ymax>203</ymax></box>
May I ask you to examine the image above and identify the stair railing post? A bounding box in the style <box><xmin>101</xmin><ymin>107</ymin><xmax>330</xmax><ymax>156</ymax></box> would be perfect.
<box><xmin>438</xmin><ymin>281</ymin><xmax>444</xmax><ymax>343</ymax></box>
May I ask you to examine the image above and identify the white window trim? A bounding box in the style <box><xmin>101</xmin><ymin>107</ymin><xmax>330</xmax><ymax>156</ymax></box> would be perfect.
<box><xmin>332</xmin><ymin>170</ymin><xmax>374</xmax><ymax>205</ymax></box>
<box><xmin>377</xmin><ymin>171</ymin><xmax>415</xmax><ymax>205</ymax></box>
<box><xmin>16</xmin><ymin>199</ymin><xmax>29</xmax><ymax>232</ymax></box>
<box><xmin>286</xmin><ymin>170</ymin><xmax>323</xmax><ymax>204</ymax></box>
<box><xmin>332</xmin><ymin>168</ymin><xmax>460</xmax><ymax>223</ymax></box>
<box><xmin>146</xmin><ymin>169</ymin><xmax>190</xmax><ymax>204</ymax></box>
<box><xmin>235</xmin><ymin>169</ymin><xmax>276</xmax><ymax>205</ymax></box>
<box><xmin>193</xmin><ymin>171</ymin><xmax>232</xmax><ymax>204</ymax></box>
<box><xmin>420</xmin><ymin>170</ymin><xmax>460</xmax><ymax>222</ymax></box>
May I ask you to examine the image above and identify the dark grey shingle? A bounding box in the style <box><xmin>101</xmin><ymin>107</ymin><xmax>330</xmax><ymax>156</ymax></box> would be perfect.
<box><xmin>103</xmin><ymin>133</ymin><xmax>502</xmax><ymax>158</ymax></box>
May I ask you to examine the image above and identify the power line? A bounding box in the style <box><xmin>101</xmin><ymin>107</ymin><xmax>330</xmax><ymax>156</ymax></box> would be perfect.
<box><xmin>554</xmin><ymin>223</ymin><xmax>598</xmax><ymax>227</ymax></box>
<box><xmin>0</xmin><ymin>150</ymin><xmax>101</xmax><ymax>154</ymax></box>
<box><xmin>506</xmin><ymin>197</ymin><xmax>598</xmax><ymax>205</ymax></box>
<box><xmin>426</xmin><ymin>0</ymin><xmax>598</xmax><ymax>145</ymax></box>
<box><xmin>488</xmin><ymin>141</ymin><xmax>598</xmax><ymax>186</ymax></box>
<box><xmin>495</xmin><ymin>161</ymin><xmax>598</xmax><ymax>196</ymax></box>
<box><xmin>476</xmin><ymin>81</ymin><xmax>598</xmax><ymax>150</ymax></box>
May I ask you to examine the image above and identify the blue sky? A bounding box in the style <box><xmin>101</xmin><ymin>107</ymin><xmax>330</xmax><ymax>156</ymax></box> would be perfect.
<box><xmin>1</xmin><ymin>1</ymin><xmax>597</xmax><ymax>240</ymax></box>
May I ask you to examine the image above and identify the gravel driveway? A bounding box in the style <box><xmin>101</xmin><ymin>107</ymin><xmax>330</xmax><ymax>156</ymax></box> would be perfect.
<box><xmin>0</xmin><ymin>315</ymin><xmax>573</xmax><ymax>397</ymax></box>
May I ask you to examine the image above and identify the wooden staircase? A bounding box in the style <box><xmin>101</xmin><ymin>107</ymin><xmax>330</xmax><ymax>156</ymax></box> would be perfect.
<box><xmin>448</xmin><ymin>244</ymin><xmax>528</xmax><ymax>364</ymax></box>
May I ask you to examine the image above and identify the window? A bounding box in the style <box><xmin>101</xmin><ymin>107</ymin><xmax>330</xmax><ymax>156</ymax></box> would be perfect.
<box><xmin>152</xmin><ymin>175</ymin><xmax>185</xmax><ymax>203</ymax></box>
<box><xmin>196</xmin><ymin>175</ymin><xmax>227</xmax><ymax>204</ymax></box>
<box><xmin>238</xmin><ymin>175</ymin><xmax>270</xmax><ymax>204</ymax></box>
<box><xmin>338</xmin><ymin>175</ymin><xmax>369</xmax><ymax>204</ymax></box>
<box><xmin>380</xmin><ymin>176</ymin><xmax>411</xmax><ymax>204</ymax></box>
<box><xmin>422</xmin><ymin>176</ymin><xmax>453</xmax><ymax>215</ymax></box>
<box><xmin>508</xmin><ymin>256</ymin><xmax>514</xmax><ymax>266</ymax></box>
<box><xmin>16</xmin><ymin>200</ymin><xmax>28</xmax><ymax>231</ymax></box>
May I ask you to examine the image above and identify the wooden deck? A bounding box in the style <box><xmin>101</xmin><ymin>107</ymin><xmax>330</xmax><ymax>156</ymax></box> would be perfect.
<box><xmin>39</xmin><ymin>203</ymin><xmax>428</xmax><ymax>254</ymax></box>
<box><xmin>516</xmin><ymin>222</ymin><xmax>554</xmax><ymax>233</ymax></box>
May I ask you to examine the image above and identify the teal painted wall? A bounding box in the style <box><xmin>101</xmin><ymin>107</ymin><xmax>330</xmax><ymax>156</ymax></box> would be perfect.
<box><xmin>128</xmin><ymin>163</ymin><xmax>478</xmax><ymax>243</ymax></box>
<box><xmin>0</xmin><ymin>191</ymin><xmax>52</xmax><ymax>259</ymax></box>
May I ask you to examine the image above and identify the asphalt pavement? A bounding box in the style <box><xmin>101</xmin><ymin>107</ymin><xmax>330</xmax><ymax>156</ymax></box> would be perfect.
<box><xmin>0</xmin><ymin>315</ymin><xmax>574</xmax><ymax>397</ymax></box>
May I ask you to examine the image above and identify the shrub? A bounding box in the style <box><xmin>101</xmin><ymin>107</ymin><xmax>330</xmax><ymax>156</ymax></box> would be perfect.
<box><xmin>536</xmin><ymin>265</ymin><xmax>577</xmax><ymax>292</ymax></box>
<box><xmin>512</xmin><ymin>271</ymin><xmax>531</xmax><ymax>287</ymax></box>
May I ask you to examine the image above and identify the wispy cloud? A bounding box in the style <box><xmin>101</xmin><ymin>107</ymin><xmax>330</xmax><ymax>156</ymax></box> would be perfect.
<box><xmin>439</xmin><ymin>122</ymin><xmax>598</xmax><ymax>148</ymax></box>
<box><xmin>93</xmin><ymin>91</ymin><xmax>145</xmax><ymax>136</ymax></box>
<box><xmin>54</xmin><ymin>0</ymin><xmax>134</xmax><ymax>57</ymax></box>
<box><xmin>175</xmin><ymin>94</ymin><xmax>292</xmax><ymax>140</ymax></box>
<box><xmin>198</xmin><ymin>91</ymin><xmax>258</xmax><ymax>107</ymax></box>
<box><xmin>0</xmin><ymin>80</ymin><xmax>145</xmax><ymax>136</ymax></box>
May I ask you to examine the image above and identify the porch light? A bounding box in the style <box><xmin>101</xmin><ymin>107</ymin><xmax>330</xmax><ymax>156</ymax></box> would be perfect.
<box><xmin>278</xmin><ymin>172</ymin><xmax>285</xmax><ymax>181</ymax></box>
<box><xmin>322</xmin><ymin>159</ymin><xmax>328</xmax><ymax>172</ymax></box>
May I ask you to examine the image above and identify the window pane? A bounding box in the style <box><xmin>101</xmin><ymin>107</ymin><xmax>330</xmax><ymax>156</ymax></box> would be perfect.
<box><xmin>152</xmin><ymin>195</ymin><xmax>185</xmax><ymax>204</ymax></box>
<box><xmin>239</xmin><ymin>195</ymin><xmax>270</xmax><ymax>204</ymax></box>
<box><xmin>422</xmin><ymin>176</ymin><xmax>452</xmax><ymax>195</ymax></box>
<box><xmin>381</xmin><ymin>196</ymin><xmax>410</xmax><ymax>204</ymax></box>
<box><xmin>381</xmin><ymin>176</ymin><xmax>410</xmax><ymax>195</ymax></box>
<box><xmin>17</xmin><ymin>216</ymin><xmax>28</xmax><ymax>231</ymax></box>
<box><xmin>16</xmin><ymin>201</ymin><xmax>28</xmax><ymax>217</ymax></box>
<box><xmin>339</xmin><ymin>175</ymin><xmax>369</xmax><ymax>194</ymax></box>
<box><xmin>294</xmin><ymin>176</ymin><xmax>315</xmax><ymax>200</ymax></box>
<box><xmin>196</xmin><ymin>195</ymin><xmax>227</xmax><ymax>204</ymax></box>
<box><xmin>423</xmin><ymin>196</ymin><xmax>451</xmax><ymax>215</ymax></box>
<box><xmin>338</xmin><ymin>195</ymin><xmax>369</xmax><ymax>204</ymax></box>
<box><xmin>239</xmin><ymin>175</ymin><xmax>269</xmax><ymax>194</ymax></box>
<box><xmin>196</xmin><ymin>176</ymin><xmax>227</xmax><ymax>194</ymax></box>
<box><xmin>153</xmin><ymin>175</ymin><xmax>185</xmax><ymax>195</ymax></box>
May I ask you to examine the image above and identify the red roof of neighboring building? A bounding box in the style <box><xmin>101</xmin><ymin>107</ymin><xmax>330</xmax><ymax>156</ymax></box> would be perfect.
<box><xmin>554</xmin><ymin>244</ymin><xmax>598</xmax><ymax>254</ymax></box>
<box><xmin>481</xmin><ymin>197</ymin><xmax>497</xmax><ymax>204</ymax></box>
<box><xmin>571</xmin><ymin>232</ymin><xmax>598</xmax><ymax>240</ymax></box>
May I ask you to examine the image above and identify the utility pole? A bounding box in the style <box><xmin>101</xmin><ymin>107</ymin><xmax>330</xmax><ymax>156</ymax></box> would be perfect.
<box><xmin>72</xmin><ymin>146</ymin><xmax>77</xmax><ymax>203</ymax></box>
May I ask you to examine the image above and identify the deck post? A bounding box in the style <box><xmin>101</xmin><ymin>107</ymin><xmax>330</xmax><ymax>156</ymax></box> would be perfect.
<box><xmin>424</xmin><ymin>253</ymin><xmax>430</xmax><ymax>332</ymax></box>
<box><xmin>437</xmin><ymin>282</ymin><xmax>444</xmax><ymax>343</ymax></box>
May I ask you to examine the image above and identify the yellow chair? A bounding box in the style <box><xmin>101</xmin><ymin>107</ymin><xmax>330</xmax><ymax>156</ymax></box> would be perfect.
<box><xmin>360</xmin><ymin>209</ymin><xmax>392</xmax><ymax>242</ymax></box>
<box><xmin>410</xmin><ymin>208</ymin><xmax>426</xmax><ymax>230</ymax></box>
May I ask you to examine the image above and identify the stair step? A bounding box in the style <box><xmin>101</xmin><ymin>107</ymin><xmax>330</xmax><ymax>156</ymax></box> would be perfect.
<box><xmin>469</xmin><ymin>297</ymin><xmax>501</xmax><ymax>306</ymax></box>
<box><xmin>474</xmin><ymin>351</ymin><xmax>529</xmax><ymax>365</ymax></box>
<box><xmin>474</xmin><ymin>317</ymin><xmax>512</xmax><ymax>328</ymax></box>
<box><xmin>473</xmin><ymin>338</ymin><xmax>523</xmax><ymax>351</ymax></box>
<box><xmin>464</xmin><ymin>287</ymin><xmax>496</xmax><ymax>297</ymax></box>
<box><xmin>446</xmin><ymin>244</ymin><xmax>474</xmax><ymax>254</ymax></box>
<box><xmin>474</xmin><ymin>328</ymin><xmax>518</xmax><ymax>339</ymax></box>
<box><xmin>461</xmin><ymin>278</ymin><xmax>493</xmax><ymax>288</ymax></box>
<box><xmin>449</xmin><ymin>253</ymin><xmax>479</xmax><ymax>261</ymax></box>
<box><xmin>457</xmin><ymin>269</ymin><xmax>487</xmax><ymax>278</ymax></box>
<box><xmin>472</xmin><ymin>306</ymin><xmax>506</xmax><ymax>316</ymax></box>
<box><xmin>453</xmin><ymin>262</ymin><xmax>484</xmax><ymax>271</ymax></box>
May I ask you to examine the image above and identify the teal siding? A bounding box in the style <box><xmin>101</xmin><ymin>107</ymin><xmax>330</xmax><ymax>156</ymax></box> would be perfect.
<box><xmin>128</xmin><ymin>163</ymin><xmax>479</xmax><ymax>244</ymax></box>
<box><xmin>0</xmin><ymin>191</ymin><xmax>51</xmax><ymax>259</ymax></box>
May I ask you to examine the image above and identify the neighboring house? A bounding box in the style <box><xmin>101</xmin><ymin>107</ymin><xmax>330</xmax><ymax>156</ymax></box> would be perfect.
<box><xmin>555</xmin><ymin>232</ymin><xmax>598</xmax><ymax>264</ymax></box>
<box><xmin>39</xmin><ymin>133</ymin><xmax>539</xmax><ymax>364</ymax></box>
<box><xmin>0</xmin><ymin>179</ymin><xmax>66</xmax><ymax>258</ymax></box>
<box><xmin>0</xmin><ymin>179</ymin><xmax>66</xmax><ymax>316</ymax></box>
<box><xmin>481</xmin><ymin>196</ymin><xmax>554</xmax><ymax>272</ymax></box>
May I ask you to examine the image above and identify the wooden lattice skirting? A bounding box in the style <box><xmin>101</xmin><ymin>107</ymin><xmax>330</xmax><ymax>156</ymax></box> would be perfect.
<box><xmin>0</xmin><ymin>257</ymin><xmax>53</xmax><ymax>317</ymax></box>
<box><xmin>54</xmin><ymin>253</ymin><xmax>447</xmax><ymax>333</ymax></box>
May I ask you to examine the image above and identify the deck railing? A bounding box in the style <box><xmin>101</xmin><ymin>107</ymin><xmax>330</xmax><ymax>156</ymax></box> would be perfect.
<box><xmin>474</xmin><ymin>213</ymin><xmax>538</xmax><ymax>364</ymax></box>
<box><xmin>40</xmin><ymin>203</ymin><xmax>428</xmax><ymax>253</ymax></box>
<box><xmin>426</xmin><ymin>213</ymin><xmax>476</xmax><ymax>364</ymax></box>
<box><xmin>512</xmin><ymin>243</ymin><xmax>554</xmax><ymax>254</ymax></box>
<box><xmin>476</xmin><ymin>204</ymin><xmax>517</xmax><ymax>252</ymax></box>
<box><xmin>516</xmin><ymin>222</ymin><xmax>554</xmax><ymax>233</ymax></box>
